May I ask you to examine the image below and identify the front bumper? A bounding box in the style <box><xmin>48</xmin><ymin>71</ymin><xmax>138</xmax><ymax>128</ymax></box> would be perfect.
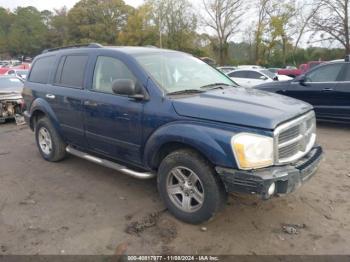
<box><xmin>216</xmin><ymin>145</ymin><xmax>323</xmax><ymax>199</ymax></box>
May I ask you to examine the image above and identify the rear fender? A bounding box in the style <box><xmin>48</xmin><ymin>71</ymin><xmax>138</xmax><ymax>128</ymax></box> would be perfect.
<box><xmin>29</xmin><ymin>98</ymin><xmax>62</xmax><ymax>136</ymax></box>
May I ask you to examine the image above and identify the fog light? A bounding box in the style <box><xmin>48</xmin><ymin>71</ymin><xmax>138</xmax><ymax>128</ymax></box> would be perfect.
<box><xmin>268</xmin><ymin>182</ymin><xmax>276</xmax><ymax>196</ymax></box>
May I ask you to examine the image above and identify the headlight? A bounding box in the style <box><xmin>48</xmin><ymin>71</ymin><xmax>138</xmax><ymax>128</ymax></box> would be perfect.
<box><xmin>231</xmin><ymin>133</ymin><xmax>274</xmax><ymax>170</ymax></box>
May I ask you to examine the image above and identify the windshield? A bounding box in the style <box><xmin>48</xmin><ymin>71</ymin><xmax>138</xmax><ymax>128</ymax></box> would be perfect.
<box><xmin>135</xmin><ymin>52</ymin><xmax>236</xmax><ymax>94</ymax></box>
<box><xmin>0</xmin><ymin>77</ymin><xmax>23</xmax><ymax>90</ymax></box>
<box><xmin>260</xmin><ymin>69</ymin><xmax>276</xmax><ymax>79</ymax></box>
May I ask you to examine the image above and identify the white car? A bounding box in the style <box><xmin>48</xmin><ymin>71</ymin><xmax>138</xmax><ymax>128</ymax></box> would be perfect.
<box><xmin>227</xmin><ymin>69</ymin><xmax>292</xmax><ymax>88</ymax></box>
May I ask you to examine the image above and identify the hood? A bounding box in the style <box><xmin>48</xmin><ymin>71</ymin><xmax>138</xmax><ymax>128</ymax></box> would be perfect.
<box><xmin>172</xmin><ymin>87</ymin><xmax>312</xmax><ymax>130</ymax></box>
<box><xmin>0</xmin><ymin>88</ymin><xmax>22</xmax><ymax>100</ymax></box>
<box><xmin>0</xmin><ymin>92</ymin><xmax>22</xmax><ymax>100</ymax></box>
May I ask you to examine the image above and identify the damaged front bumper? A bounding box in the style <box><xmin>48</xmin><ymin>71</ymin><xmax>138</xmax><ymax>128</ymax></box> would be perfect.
<box><xmin>216</xmin><ymin>146</ymin><xmax>323</xmax><ymax>199</ymax></box>
<box><xmin>0</xmin><ymin>93</ymin><xmax>24</xmax><ymax>123</ymax></box>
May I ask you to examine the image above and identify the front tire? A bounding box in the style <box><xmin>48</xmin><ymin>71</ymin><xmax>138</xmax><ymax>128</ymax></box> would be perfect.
<box><xmin>157</xmin><ymin>149</ymin><xmax>227</xmax><ymax>224</ymax></box>
<box><xmin>35</xmin><ymin>116</ymin><xmax>67</xmax><ymax>162</ymax></box>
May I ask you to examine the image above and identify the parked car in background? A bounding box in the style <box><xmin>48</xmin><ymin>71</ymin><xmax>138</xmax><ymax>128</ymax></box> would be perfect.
<box><xmin>0</xmin><ymin>76</ymin><xmax>25</xmax><ymax>123</ymax></box>
<box><xmin>5</xmin><ymin>69</ymin><xmax>29</xmax><ymax>79</ymax></box>
<box><xmin>278</xmin><ymin>61</ymin><xmax>323</xmax><ymax>78</ymax></box>
<box><xmin>256</xmin><ymin>59</ymin><xmax>350</xmax><ymax>123</ymax></box>
<box><xmin>23</xmin><ymin>44</ymin><xmax>322</xmax><ymax>224</ymax></box>
<box><xmin>227</xmin><ymin>69</ymin><xmax>292</xmax><ymax>88</ymax></box>
<box><xmin>217</xmin><ymin>66</ymin><xmax>237</xmax><ymax>74</ymax></box>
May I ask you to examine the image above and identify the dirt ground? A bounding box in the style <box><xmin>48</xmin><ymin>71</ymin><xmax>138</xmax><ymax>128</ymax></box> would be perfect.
<box><xmin>0</xmin><ymin>121</ymin><xmax>349</xmax><ymax>255</ymax></box>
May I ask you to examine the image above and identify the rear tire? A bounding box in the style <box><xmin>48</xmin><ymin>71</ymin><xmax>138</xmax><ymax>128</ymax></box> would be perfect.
<box><xmin>157</xmin><ymin>149</ymin><xmax>227</xmax><ymax>224</ymax></box>
<box><xmin>35</xmin><ymin>116</ymin><xmax>66</xmax><ymax>162</ymax></box>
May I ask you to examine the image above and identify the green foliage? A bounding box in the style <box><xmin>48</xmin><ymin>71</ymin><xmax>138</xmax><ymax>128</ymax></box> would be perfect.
<box><xmin>0</xmin><ymin>7</ymin><xmax>14</xmax><ymax>55</ymax></box>
<box><xmin>7</xmin><ymin>7</ymin><xmax>48</xmax><ymax>57</ymax></box>
<box><xmin>118</xmin><ymin>4</ymin><xmax>158</xmax><ymax>46</ymax></box>
<box><xmin>67</xmin><ymin>0</ymin><xmax>133</xmax><ymax>45</ymax></box>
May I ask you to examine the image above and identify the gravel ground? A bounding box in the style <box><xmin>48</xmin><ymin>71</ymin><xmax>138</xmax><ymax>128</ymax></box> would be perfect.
<box><xmin>0</xmin><ymin>121</ymin><xmax>349</xmax><ymax>255</ymax></box>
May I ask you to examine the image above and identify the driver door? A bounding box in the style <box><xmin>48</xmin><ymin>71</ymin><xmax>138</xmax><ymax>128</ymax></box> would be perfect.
<box><xmin>83</xmin><ymin>54</ymin><xmax>145</xmax><ymax>165</ymax></box>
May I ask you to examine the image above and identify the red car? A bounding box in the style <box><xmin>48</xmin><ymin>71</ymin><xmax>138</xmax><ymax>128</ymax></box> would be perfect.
<box><xmin>278</xmin><ymin>61</ymin><xmax>323</xmax><ymax>78</ymax></box>
<box><xmin>0</xmin><ymin>63</ymin><xmax>31</xmax><ymax>75</ymax></box>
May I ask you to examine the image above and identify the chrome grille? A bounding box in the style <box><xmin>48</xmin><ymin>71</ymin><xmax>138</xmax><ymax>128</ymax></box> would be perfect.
<box><xmin>274</xmin><ymin>111</ymin><xmax>316</xmax><ymax>164</ymax></box>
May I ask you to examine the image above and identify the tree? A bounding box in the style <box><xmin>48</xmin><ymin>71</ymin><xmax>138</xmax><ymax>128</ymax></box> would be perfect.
<box><xmin>118</xmin><ymin>4</ymin><xmax>158</xmax><ymax>46</ymax></box>
<box><xmin>291</xmin><ymin>0</ymin><xmax>322</xmax><ymax>56</ymax></box>
<box><xmin>311</xmin><ymin>0</ymin><xmax>350</xmax><ymax>54</ymax></box>
<box><xmin>254</xmin><ymin>0</ymin><xmax>270</xmax><ymax>65</ymax></box>
<box><xmin>265</xmin><ymin>0</ymin><xmax>296</xmax><ymax>65</ymax></box>
<box><xmin>147</xmin><ymin>0</ymin><xmax>198</xmax><ymax>51</ymax></box>
<box><xmin>0</xmin><ymin>7</ymin><xmax>14</xmax><ymax>55</ymax></box>
<box><xmin>47</xmin><ymin>7</ymin><xmax>70</xmax><ymax>47</ymax></box>
<box><xmin>202</xmin><ymin>0</ymin><xmax>244</xmax><ymax>65</ymax></box>
<box><xmin>7</xmin><ymin>6</ymin><xmax>48</xmax><ymax>57</ymax></box>
<box><xmin>67</xmin><ymin>0</ymin><xmax>133</xmax><ymax>44</ymax></box>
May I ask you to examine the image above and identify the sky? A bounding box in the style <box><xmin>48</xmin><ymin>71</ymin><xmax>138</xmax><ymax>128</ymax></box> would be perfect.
<box><xmin>0</xmin><ymin>0</ymin><xmax>144</xmax><ymax>10</ymax></box>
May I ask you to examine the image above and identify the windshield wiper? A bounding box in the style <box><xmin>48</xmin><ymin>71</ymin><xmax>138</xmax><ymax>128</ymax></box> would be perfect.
<box><xmin>167</xmin><ymin>89</ymin><xmax>204</xmax><ymax>95</ymax></box>
<box><xmin>199</xmin><ymin>83</ymin><xmax>231</xmax><ymax>90</ymax></box>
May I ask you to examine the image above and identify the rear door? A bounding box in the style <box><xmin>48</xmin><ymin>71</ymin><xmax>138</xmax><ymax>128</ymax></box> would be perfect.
<box><xmin>49</xmin><ymin>53</ymin><xmax>89</xmax><ymax>147</ymax></box>
<box><xmin>284</xmin><ymin>63</ymin><xmax>344</xmax><ymax>118</ymax></box>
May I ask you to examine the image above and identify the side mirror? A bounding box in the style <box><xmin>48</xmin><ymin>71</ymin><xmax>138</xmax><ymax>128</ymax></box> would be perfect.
<box><xmin>298</xmin><ymin>75</ymin><xmax>308</xmax><ymax>86</ymax></box>
<box><xmin>273</xmin><ymin>75</ymin><xmax>279</xmax><ymax>81</ymax></box>
<box><xmin>112</xmin><ymin>79</ymin><xmax>146</xmax><ymax>100</ymax></box>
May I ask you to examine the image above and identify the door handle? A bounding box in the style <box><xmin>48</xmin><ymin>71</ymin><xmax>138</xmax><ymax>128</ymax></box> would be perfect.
<box><xmin>322</xmin><ymin>88</ymin><xmax>333</xmax><ymax>91</ymax></box>
<box><xmin>46</xmin><ymin>94</ymin><xmax>55</xmax><ymax>99</ymax></box>
<box><xmin>84</xmin><ymin>100</ymin><xmax>98</xmax><ymax>107</ymax></box>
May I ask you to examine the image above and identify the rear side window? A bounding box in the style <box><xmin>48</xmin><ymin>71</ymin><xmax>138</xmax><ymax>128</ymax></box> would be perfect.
<box><xmin>55</xmin><ymin>55</ymin><xmax>88</xmax><ymax>88</ymax></box>
<box><xmin>228</xmin><ymin>71</ymin><xmax>248</xmax><ymax>78</ymax></box>
<box><xmin>247</xmin><ymin>71</ymin><xmax>263</xmax><ymax>79</ymax></box>
<box><xmin>29</xmin><ymin>56</ymin><xmax>56</xmax><ymax>84</ymax></box>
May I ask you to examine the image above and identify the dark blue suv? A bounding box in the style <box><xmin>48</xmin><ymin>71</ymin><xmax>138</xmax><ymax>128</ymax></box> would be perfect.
<box><xmin>23</xmin><ymin>44</ymin><xmax>323</xmax><ymax>224</ymax></box>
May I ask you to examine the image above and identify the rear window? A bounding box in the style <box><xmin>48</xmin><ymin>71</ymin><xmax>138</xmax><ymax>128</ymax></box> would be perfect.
<box><xmin>55</xmin><ymin>55</ymin><xmax>88</xmax><ymax>88</ymax></box>
<box><xmin>29</xmin><ymin>56</ymin><xmax>56</xmax><ymax>84</ymax></box>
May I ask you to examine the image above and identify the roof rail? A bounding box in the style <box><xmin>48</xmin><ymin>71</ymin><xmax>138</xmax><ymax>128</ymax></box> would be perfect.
<box><xmin>42</xmin><ymin>43</ymin><xmax>103</xmax><ymax>54</ymax></box>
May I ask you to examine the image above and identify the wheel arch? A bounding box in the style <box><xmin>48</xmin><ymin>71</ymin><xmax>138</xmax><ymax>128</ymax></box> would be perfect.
<box><xmin>143</xmin><ymin>123</ymin><xmax>236</xmax><ymax>170</ymax></box>
<box><xmin>29</xmin><ymin>98</ymin><xmax>62</xmax><ymax>136</ymax></box>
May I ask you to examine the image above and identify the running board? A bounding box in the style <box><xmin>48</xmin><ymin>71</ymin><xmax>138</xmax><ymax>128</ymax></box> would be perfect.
<box><xmin>66</xmin><ymin>146</ymin><xmax>155</xmax><ymax>180</ymax></box>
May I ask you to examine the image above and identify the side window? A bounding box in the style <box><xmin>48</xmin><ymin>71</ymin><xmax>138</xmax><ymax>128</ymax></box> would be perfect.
<box><xmin>92</xmin><ymin>56</ymin><xmax>137</xmax><ymax>94</ymax></box>
<box><xmin>28</xmin><ymin>56</ymin><xmax>56</xmax><ymax>84</ymax></box>
<box><xmin>228</xmin><ymin>71</ymin><xmax>247</xmax><ymax>78</ymax></box>
<box><xmin>247</xmin><ymin>71</ymin><xmax>264</xmax><ymax>79</ymax></box>
<box><xmin>57</xmin><ymin>55</ymin><xmax>88</xmax><ymax>88</ymax></box>
<box><xmin>306</xmin><ymin>63</ymin><xmax>343</xmax><ymax>82</ymax></box>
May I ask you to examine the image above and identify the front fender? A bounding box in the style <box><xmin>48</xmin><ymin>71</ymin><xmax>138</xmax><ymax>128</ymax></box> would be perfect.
<box><xmin>29</xmin><ymin>98</ymin><xmax>62</xmax><ymax>136</ymax></box>
<box><xmin>143</xmin><ymin>122</ymin><xmax>238</xmax><ymax>170</ymax></box>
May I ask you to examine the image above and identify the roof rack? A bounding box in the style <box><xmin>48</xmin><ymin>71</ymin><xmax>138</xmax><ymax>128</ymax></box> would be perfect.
<box><xmin>42</xmin><ymin>43</ymin><xmax>103</xmax><ymax>54</ymax></box>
